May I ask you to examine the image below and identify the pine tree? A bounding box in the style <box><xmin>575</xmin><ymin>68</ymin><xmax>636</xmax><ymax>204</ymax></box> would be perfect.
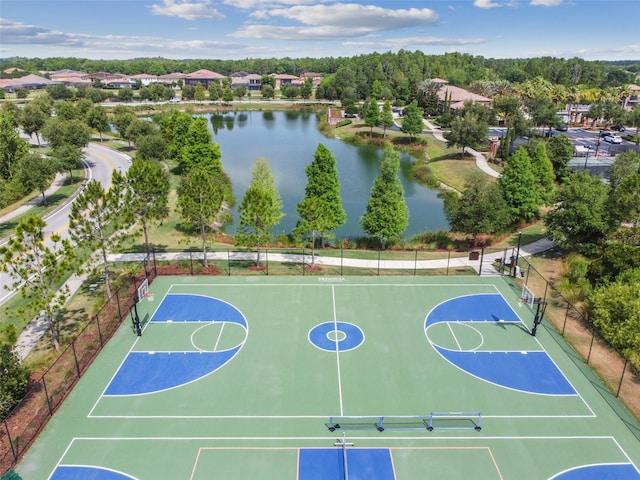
<box><xmin>498</xmin><ymin>147</ymin><xmax>541</xmax><ymax>222</ymax></box>
<box><xmin>360</xmin><ymin>145</ymin><xmax>409</xmax><ymax>249</ymax></box>
<box><xmin>1</xmin><ymin>215</ymin><xmax>75</xmax><ymax>350</ymax></box>
<box><xmin>294</xmin><ymin>144</ymin><xmax>346</xmax><ymax>257</ymax></box>
<box><xmin>236</xmin><ymin>158</ymin><xmax>284</xmax><ymax>267</ymax></box>
<box><xmin>380</xmin><ymin>100</ymin><xmax>394</xmax><ymax>138</ymax></box>
<box><xmin>400</xmin><ymin>100</ymin><xmax>424</xmax><ymax>141</ymax></box>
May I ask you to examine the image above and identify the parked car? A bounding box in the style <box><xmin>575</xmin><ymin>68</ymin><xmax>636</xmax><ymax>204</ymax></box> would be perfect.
<box><xmin>600</xmin><ymin>130</ymin><xmax>612</xmax><ymax>137</ymax></box>
<box><xmin>612</xmin><ymin>124</ymin><xmax>626</xmax><ymax>132</ymax></box>
<box><xmin>556</xmin><ymin>123</ymin><xmax>568</xmax><ymax>131</ymax></box>
<box><xmin>603</xmin><ymin>134</ymin><xmax>623</xmax><ymax>144</ymax></box>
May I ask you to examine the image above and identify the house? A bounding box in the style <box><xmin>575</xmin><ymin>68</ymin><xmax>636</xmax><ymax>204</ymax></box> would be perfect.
<box><xmin>129</xmin><ymin>73</ymin><xmax>160</xmax><ymax>87</ymax></box>
<box><xmin>230</xmin><ymin>72</ymin><xmax>262</xmax><ymax>91</ymax></box>
<box><xmin>300</xmin><ymin>72</ymin><xmax>323</xmax><ymax>88</ymax></box>
<box><xmin>3</xmin><ymin>67</ymin><xmax>25</xmax><ymax>75</ymax></box>
<box><xmin>157</xmin><ymin>72</ymin><xmax>187</xmax><ymax>87</ymax></box>
<box><xmin>0</xmin><ymin>74</ymin><xmax>60</xmax><ymax>93</ymax></box>
<box><xmin>272</xmin><ymin>74</ymin><xmax>301</xmax><ymax>90</ymax></box>
<box><xmin>183</xmin><ymin>69</ymin><xmax>227</xmax><ymax>89</ymax></box>
<box><xmin>433</xmin><ymin>79</ymin><xmax>492</xmax><ymax>114</ymax></box>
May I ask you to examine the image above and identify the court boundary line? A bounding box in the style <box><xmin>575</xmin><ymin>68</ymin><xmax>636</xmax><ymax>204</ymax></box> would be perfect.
<box><xmin>424</xmin><ymin>292</ymin><xmax>597</xmax><ymax>417</ymax></box>
<box><xmin>332</xmin><ymin>285</ymin><xmax>345</xmax><ymax>417</ymax></box>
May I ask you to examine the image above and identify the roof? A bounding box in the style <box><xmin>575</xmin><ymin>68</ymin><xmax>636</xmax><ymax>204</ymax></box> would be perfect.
<box><xmin>438</xmin><ymin>84</ymin><xmax>492</xmax><ymax>105</ymax></box>
<box><xmin>0</xmin><ymin>74</ymin><xmax>59</xmax><ymax>90</ymax></box>
<box><xmin>185</xmin><ymin>69</ymin><xmax>227</xmax><ymax>79</ymax></box>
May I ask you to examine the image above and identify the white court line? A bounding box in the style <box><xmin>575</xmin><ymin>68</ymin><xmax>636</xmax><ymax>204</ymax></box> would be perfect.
<box><xmin>213</xmin><ymin>322</ymin><xmax>224</xmax><ymax>352</ymax></box>
<box><xmin>333</xmin><ymin>285</ymin><xmax>344</xmax><ymax>417</ymax></box>
<box><xmin>447</xmin><ymin>322</ymin><xmax>463</xmax><ymax>351</ymax></box>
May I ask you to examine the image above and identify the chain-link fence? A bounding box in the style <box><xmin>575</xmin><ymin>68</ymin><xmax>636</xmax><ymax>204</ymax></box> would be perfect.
<box><xmin>1</xmin><ymin>258</ymin><xmax>155</xmax><ymax>473</ymax></box>
<box><xmin>505</xmin><ymin>252</ymin><xmax>640</xmax><ymax>441</ymax></box>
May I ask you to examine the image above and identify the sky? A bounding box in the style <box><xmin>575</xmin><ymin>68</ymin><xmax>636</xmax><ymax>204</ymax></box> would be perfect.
<box><xmin>1</xmin><ymin>0</ymin><xmax>639</xmax><ymax>62</ymax></box>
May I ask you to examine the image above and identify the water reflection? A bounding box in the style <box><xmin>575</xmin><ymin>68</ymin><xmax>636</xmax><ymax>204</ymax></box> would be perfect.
<box><xmin>200</xmin><ymin>110</ymin><xmax>448</xmax><ymax>239</ymax></box>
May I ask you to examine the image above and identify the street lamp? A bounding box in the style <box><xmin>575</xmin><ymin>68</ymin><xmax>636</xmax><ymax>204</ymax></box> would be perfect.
<box><xmin>513</xmin><ymin>231</ymin><xmax>522</xmax><ymax>277</ymax></box>
<box><xmin>583</xmin><ymin>147</ymin><xmax>590</xmax><ymax>170</ymax></box>
<box><xmin>594</xmin><ymin>130</ymin><xmax>602</xmax><ymax>157</ymax></box>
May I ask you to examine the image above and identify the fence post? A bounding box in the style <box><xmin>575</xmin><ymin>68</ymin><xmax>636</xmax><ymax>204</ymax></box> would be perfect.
<box><xmin>586</xmin><ymin>317</ymin><xmax>595</xmax><ymax>364</ymax></box>
<box><xmin>414</xmin><ymin>249</ymin><xmax>418</xmax><ymax>276</ymax></box>
<box><xmin>71</xmin><ymin>341</ymin><xmax>81</xmax><ymax>378</ymax></box>
<box><xmin>95</xmin><ymin>314</ymin><xmax>103</xmax><ymax>346</ymax></box>
<box><xmin>3</xmin><ymin>418</ymin><xmax>17</xmax><ymax>462</ymax></box>
<box><xmin>478</xmin><ymin>247</ymin><xmax>485</xmax><ymax>276</ymax></box>
<box><xmin>190</xmin><ymin>252</ymin><xmax>193</xmax><ymax>275</ymax></box>
<box><xmin>42</xmin><ymin>377</ymin><xmax>53</xmax><ymax>416</ymax></box>
<box><xmin>377</xmin><ymin>249</ymin><xmax>381</xmax><ymax>276</ymax></box>
<box><xmin>227</xmin><ymin>249</ymin><xmax>231</xmax><ymax>276</ymax></box>
<box><xmin>302</xmin><ymin>249</ymin><xmax>305</xmax><ymax>276</ymax></box>
<box><xmin>340</xmin><ymin>248</ymin><xmax>343</xmax><ymax>276</ymax></box>
<box><xmin>562</xmin><ymin>304</ymin><xmax>570</xmax><ymax>336</ymax></box>
<box><xmin>266</xmin><ymin>248</ymin><xmax>269</xmax><ymax>276</ymax></box>
<box><xmin>116</xmin><ymin>291</ymin><xmax>122</xmax><ymax>321</ymax></box>
<box><xmin>616</xmin><ymin>358</ymin><xmax>629</xmax><ymax>397</ymax></box>
<box><xmin>447</xmin><ymin>250</ymin><xmax>451</xmax><ymax>276</ymax></box>
<box><xmin>152</xmin><ymin>248</ymin><xmax>157</xmax><ymax>277</ymax></box>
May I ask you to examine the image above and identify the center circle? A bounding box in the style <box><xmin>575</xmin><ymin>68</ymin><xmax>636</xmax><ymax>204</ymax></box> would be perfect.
<box><xmin>308</xmin><ymin>322</ymin><xmax>365</xmax><ymax>352</ymax></box>
<box><xmin>327</xmin><ymin>330</ymin><xmax>347</xmax><ymax>342</ymax></box>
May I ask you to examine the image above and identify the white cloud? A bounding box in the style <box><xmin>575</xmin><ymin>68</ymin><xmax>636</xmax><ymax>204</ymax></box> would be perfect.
<box><xmin>473</xmin><ymin>0</ymin><xmax>519</xmax><ymax>8</ymax></box>
<box><xmin>530</xmin><ymin>0</ymin><xmax>563</xmax><ymax>6</ymax></box>
<box><xmin>343</xmin><ymin>36</ymin><xmax>487</xmax><ymax>50</ymax></box>
<box><xmin>149</xmin><ymin>0</ymin><xmax>224</xmax><ymax>20</ymax></box>
<box><xmin>268</xmin><ymin>3</ymin><xmax>438</xmax><ymax>29</ymax></box>
<box><xmin>473</xmin><ymin>0</ymin><xmax>505</xmax><ymax>8</ymax></box>
<box><xmin>223</xmin><ymin>0</ymin><xmax>323</xmax><ymax>7</ymax></box>
<box><xmin>238</xmin><ymin>3</ymin><xmax>439</xmax><ymax>40</ymax></box>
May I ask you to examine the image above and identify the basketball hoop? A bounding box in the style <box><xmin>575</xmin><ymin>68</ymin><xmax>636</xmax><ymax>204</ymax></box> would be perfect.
<box><xmin>144</xmin><ymin>292</ymin><xmax>154</xmax><ymax>302</ymax></box>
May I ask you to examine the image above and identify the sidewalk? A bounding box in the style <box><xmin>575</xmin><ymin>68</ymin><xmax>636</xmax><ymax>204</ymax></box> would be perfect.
<box><xmin>0</xmin><ymin>173</ymin><xmax>67</xmax><ymax>227</ymax></box>
<box><xmin>423</xmin><ymin>119</ymin><xmax>501</xmax><ymax>178</ymax></box>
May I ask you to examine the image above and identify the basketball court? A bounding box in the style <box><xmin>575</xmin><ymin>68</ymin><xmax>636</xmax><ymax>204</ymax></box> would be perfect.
<box><xmin>15</xmin><ymin>276</ymin><xmax>640</xmax><ymax>479</ymax></box>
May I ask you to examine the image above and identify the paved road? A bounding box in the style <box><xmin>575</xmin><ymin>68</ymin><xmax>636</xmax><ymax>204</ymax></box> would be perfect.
<box><xmin>0</xmin><ymin>142</ymin><xmax>132</xmax><ymax>306</ymax></box>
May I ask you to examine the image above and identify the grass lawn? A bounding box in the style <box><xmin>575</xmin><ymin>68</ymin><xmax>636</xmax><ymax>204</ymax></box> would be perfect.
<box><xmin>0</xmin><ymin>169</ymin><xmax>85</xmax><ymax>240</ymax></box>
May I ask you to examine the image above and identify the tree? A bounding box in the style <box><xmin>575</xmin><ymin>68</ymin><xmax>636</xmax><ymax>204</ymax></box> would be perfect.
<box><xmin>526</xmin><ymin>141</ymin><xmax>555</xmax><ymax>205</ymax></box>
<box><xmin>234</xmin><ymin>85</ymin><xmax>247</xmax><ymax>101</ymax></box>
<box><xmin>589</xmin><ymin>281</ymin><xmax>640</xmax><ymax>358</ymax></box>
<box><xmin>177</xmin><ymin>168</ymin><xmax>224</xmax><ymax>268</ymax></box>
<box><xmin>294</xmin><ymin>144</ymin><xmax>346</xmax><ymax>249</ymax></box>
<box><xmin>69</xmin><ymin>175</ymin><xmax>126</xmax><ymax>299</ymax></box>
<box><xmin>118</xmin><ymin>86</ymin><xmax>134</xmax><ymax>102</ymax></box>
<box><xmin>124</xmin><ymin>157</ymin><xmax>170</xmax><ymax>258</ymax></box>
<box><xmin>0</xmin><ymin>344</ymin><xmax>30</xmax><ymax>418</ymax></box>
<box><xmin>400</xmin><ymin>100</ymin><xmax>423</xmax><ymax>141</ymax></box>
<box><xmin>444</xmin><ymin>172</ymin><xmax>511</xmax><ymax>247</ymax></box>
<box><xmin>86</xmin><ymin>106</ymin><xmax>110</xmax><ymax>141</ymax></box>
<box><xmin>194</xmin><ymin>82</ymin><xmax>206</xmax><ymax>102</ymax></box>
<box><xmin>0</xmin><ymin>111</ymin><xmax>29</xmax><ymax>180</ymax></box>
<box><xmin>364</xmin><ymin>99</ymin><xmax>380</xmax><ymax>137</ymax></box>
<box><xmin>546</xmin><ymin>134</ymin><xmax>574</xmax><ymax>182</ymax></box>
<box><xmin>261</xmin><ymin>84</ymin><xmax>275</xmax><ymax>101</ymax></box>
<box><xmin>0</xmin><ymin>215</ymin><xmax>75</xmax><ymax>350</ymax></box>
<box><xmin>135</xmin><ymin>134</ymin><xmax>168</xmax><ymax>161</ymax></box>
<box><xmin>51</xmin><ymin>144</ymin><xmax>83</xmax><ymax>182</ymax></box>
<box><xmin>15</xmin><ymin>152</ymin><xmax>57</xmax><ymax>205</ymax></box>
<box><xmin>443</xmin><ymin>111</ymin><xmax>488</xmax><ymax>156</ymax></box>
<box><xmin>300</xmin><ymin>78</ymin><xmax>313</xmax><ymax>101</ymax></box>
<box><xmin>179</xmin><ymin>117</ymin><xmax>223</xmax><ymax>174</ymax></box>
<box><xmin>236</xmin><ymin>158</ymin><xmax>284</xmax><ymax>267</ymax></box>
<box><xmin>380</xmin><ymin>100</ymin><xmax>394</xmax><ymax>138</ymax></box>
<box><xmin>222</xmin><ymin>86</ymin><xmax>234</xmax><ymax>103</ymax></box>
<box><xmin>19</xmin><ymin>102</ymin><xmax>48</xmax><ymax>146</ymax></box>
<box><xmin>498</xmin><ymin>147</ymin><xmax>541</xmax><ymax>223</ymax></box>
<box><xmin>545</xmin><ymin>171</ymin><xmax>615</xmax><ymax>255</ymax></box>
<box><xmin>42</xmin><ymin>118</ymin><xmax>92</xmax><ymax>150</ymax></box>
<box><xmin>112</xmin><ymin>106</ymin><xmax>137</xmax><ymax>147</ymax></box>
<box><xmin>360</xmin><ymin>146</ymin><xmax>409</xmax><ymax>249</ymax></box>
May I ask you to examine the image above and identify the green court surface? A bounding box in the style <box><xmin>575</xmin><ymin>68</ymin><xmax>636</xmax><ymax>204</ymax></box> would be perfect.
<box><xmin>15</xmin><ymin>276</ymin><xmax>640</xmax><ymax>479</ymax></box>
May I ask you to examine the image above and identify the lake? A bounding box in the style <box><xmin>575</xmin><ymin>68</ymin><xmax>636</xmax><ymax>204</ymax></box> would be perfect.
<box><xmin>204</xmin><ymin>110</ymin><xmax>448</xmax><ymax>240</ymax></box>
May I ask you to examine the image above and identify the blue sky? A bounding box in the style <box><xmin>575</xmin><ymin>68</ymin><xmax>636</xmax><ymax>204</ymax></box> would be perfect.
<box><xmin>1</xmin><ymin>0</ymin><xmax>639</xmax><ymax>61</ymax></box>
